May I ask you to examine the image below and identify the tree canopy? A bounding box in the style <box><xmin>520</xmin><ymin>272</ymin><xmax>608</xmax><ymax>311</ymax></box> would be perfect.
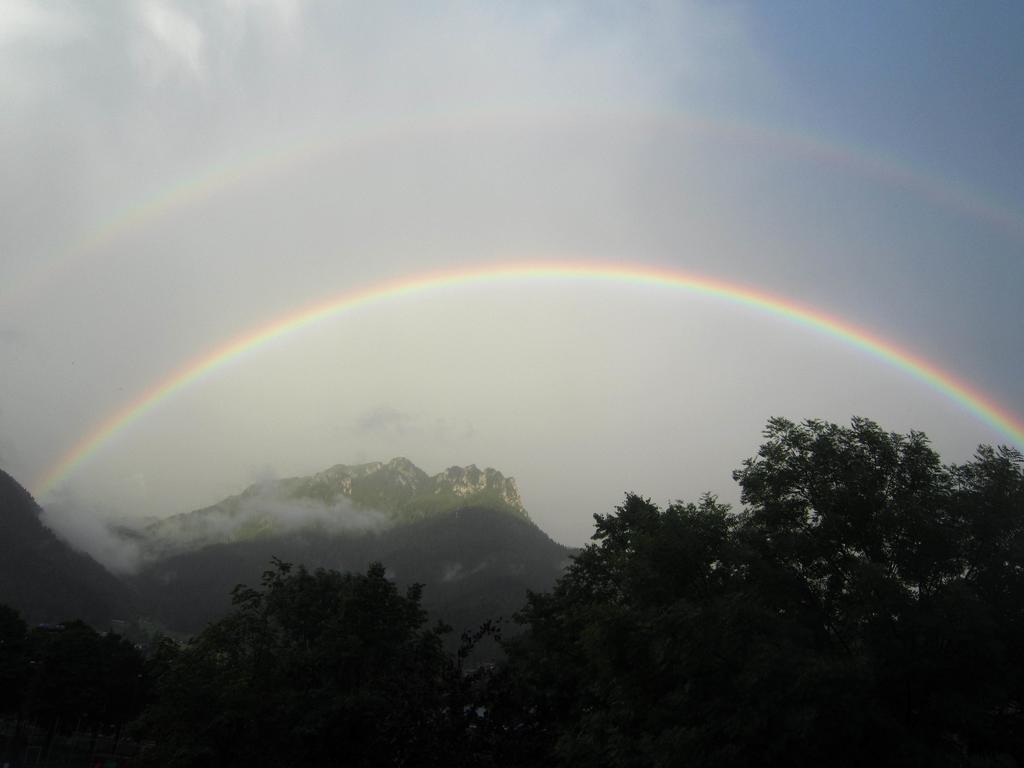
<box><xmin>140</xmin><ymin>559</ymin><xmax>484</xmax><ymax>767</ymax></box>
<box><xmin>5</xmin><ymin>416</ymin><xmax>1021</xmax><ymax>767</ymax></box>
<box><xmin>497</xmin><ymin>418</ymin><xmax>1024</xmax><ymax>767</ymax></box>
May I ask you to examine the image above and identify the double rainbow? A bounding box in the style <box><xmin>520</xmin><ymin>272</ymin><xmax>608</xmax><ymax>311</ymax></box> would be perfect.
<box><xmin>33</xmin><ymin>261</ymin><xmax>1024</xmax><ymax>497</ymax></box>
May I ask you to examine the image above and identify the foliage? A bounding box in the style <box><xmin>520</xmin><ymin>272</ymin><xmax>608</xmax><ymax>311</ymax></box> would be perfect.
<box><xmin>139</xmin><ymin>559</ymin><xmax>487</xmax><ymax>767</ymax></box>
<box><xmin>497</xmin><ymin>418</ymin><xmax>1024</xmax><ymax>767</ymax></box>
<box><xmin>128</xmin><ymin>505</ymin><xmax>570</xmax><ymax>652</ymax></box>
<box><xmin>21</xmin><ymin>620</ymin><xmax>146</xmax><ymax>730</ymax></box>
<box><xmin>5</xmin><ymin>416</ymin><xmax>1022</xmax><ymax>766</ymax></box>
<box><xmin>0</xmin><ymin>606</ymin><xmax>146</xmax><ymax>768</ymax></box>
<box><xmin>0</xmin><ymin>604</ymin><xmax>29</xmax><ymax>718</ymax></box>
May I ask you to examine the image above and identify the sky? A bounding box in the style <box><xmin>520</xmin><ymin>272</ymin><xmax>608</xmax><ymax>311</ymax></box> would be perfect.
<box><xmin>1</xmin><ymin>1</ymin><xmax>1022</xmax><ymax>556</ymax></box>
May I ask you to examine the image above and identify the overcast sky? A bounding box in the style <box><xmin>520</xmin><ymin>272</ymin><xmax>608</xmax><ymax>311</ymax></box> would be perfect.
<box><xmin>1</xmin><ymin>1</ymin><xmax>1022</xmax><ymax>551</ymax></box>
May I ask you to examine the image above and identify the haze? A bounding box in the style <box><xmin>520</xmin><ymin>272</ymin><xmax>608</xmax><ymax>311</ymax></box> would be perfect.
<box><xmin>1</xmin><ymin>1</ymin><xmax>1021</xmax><ymax>553</ymax></box>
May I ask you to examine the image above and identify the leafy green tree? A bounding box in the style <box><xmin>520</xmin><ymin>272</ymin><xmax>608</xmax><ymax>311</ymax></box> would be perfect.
<box><xmin>140</xmin><ymin>559</ymin><xmax>483</xmax><ymax>767</ymax></box>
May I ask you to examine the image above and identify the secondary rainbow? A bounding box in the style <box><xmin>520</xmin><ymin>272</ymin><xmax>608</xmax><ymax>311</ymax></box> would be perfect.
<box><xmin>5</xmin><ymin>111</ymin><xmax>1023</xmax><ymax>314</ymax></box>
<box><xmin>33</xmin><ymin>261</ymin><xmax>1024</xmax><ymax>497</ymax></box>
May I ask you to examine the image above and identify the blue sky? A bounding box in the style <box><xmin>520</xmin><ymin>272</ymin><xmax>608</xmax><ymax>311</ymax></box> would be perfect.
<box><xmin>741</xmin><ymin>2</ymin><xmax>1024</xmax><ymax>406</ymax></box>
<box><xmin>753</xmin><ymin>3</ymin><xmax>1023</xmax><ymax>187</ymax></box>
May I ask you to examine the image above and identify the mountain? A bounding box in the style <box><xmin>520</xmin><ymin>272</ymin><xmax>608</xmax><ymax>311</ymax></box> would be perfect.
<box><xmin>130</xmin><ymin>506</ymin><xmax>570</xmax><ymax>633</ymax></box>
<box><xmin>0</xmin><ymin>468</ymin><xmax>133</xmax><ymax>626</ymax></box>
<box><xmin>125</xmin><ymin>459</ymin><xmax>571</xmax><ymax>656</ymax></box>
<box><xmin>133</xmin><ymin>457</ymin><xmax>529</xmax><ymax>558</ymax></box>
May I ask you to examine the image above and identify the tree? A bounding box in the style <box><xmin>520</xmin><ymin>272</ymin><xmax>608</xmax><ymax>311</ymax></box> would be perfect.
<box><xmin>0</xmin><ymin>604</ymin><xmax>30</xmax><ymax>767</ymax></box>
<box><xmin>734</xmin><ymin>418</ymin><xmax>1024</xmax><ymax>764</ymax></box>
<box><xmin>498</xmin><ymin>418</ymin><xmax>1024</xmax><ymax>767</ymax></box>
<box><xmin>21</xmin><ymin>620</ymin><xmax>145</xmax><ymax>733</ymax></box>
<box><xmin>140</xmin><ymin>559</ymin><xmax>482</xmax><ymax>767</ymax></box>
<box><xmin>0</xmin><ymin>604</ymin><xmax>28</xmax><ymax>718</ymax></box>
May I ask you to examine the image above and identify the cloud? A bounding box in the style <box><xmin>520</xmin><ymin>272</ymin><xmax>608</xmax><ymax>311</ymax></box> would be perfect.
<box><xmin>0</xmin><ymin>1</ymin><xmax>83</xmax><ymax>48</ymax></box>
<box><xmin>133</xmin><ymin>1</ymin><xmax>205</xmax><ymax>83</ymax></box>
<box><xmin>0</xmin><ymin>1</ymin><xmax>86</xmax><ymax>101</ymax></box>
<box><xmin>353</xmin><ymin>406</ymin><xmax>417</xmax><ymax>436</ymax></box>
<box><xmin>351</xmin><ymin>407</ymin><xmax>477</xmax><ymax>443</ymax></box>
<box><xmin>441</xmin><ymin>562</ymin><xmax>463</xmax><ymax>582</ymax></box>
<box><xmin>42</xmin><ymin>480</ymin><xmax>392</xmax><ymax>574</ymax></box>
<box><xmin>221</xmin><ymin>0</ymin><xmax>302</xmax><ymax>33</ymax></box>
<box><xmin>5</xmin><ymin>0</ymin><xmax>1017</xmax><ymax>555</ymax></box>
<box><xmin>218</xmin><ymin>483</ymin><xmax>391</xmax><ymax>539</ymax></box>
<box><xmin>41</xmin><ymin>497</ymin><xmax>148</xmax><ymax>575</ymax></box>
<box><xmin>142</xmin><ymin>482</ymin><xmax>392</xmax><ymax>561</ymax></box>
<box><xmin>440</xmin><ymin>559</ymin><xmax>488</xmax><ymax>582</ymax></box>
<box><xmin>0</xmin><ymin>324</ymin><xmax>26</xmax><ymax>348</ymax></box>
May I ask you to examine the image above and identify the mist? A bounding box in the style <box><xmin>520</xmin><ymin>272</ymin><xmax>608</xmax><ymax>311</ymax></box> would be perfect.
<box><xmin>145</xmin><ymin>481</ymin><xmax>392</xmax><ymax>552</ymax></box>
<box><xmin>42</xmin><ymin>480</ymin><xmax>391</xmax><ymax>575</ymax></box>
<box><xmin>41</xmin><ymin>498</ymin><xmax>150</xmax><ymax>575</ymax></box>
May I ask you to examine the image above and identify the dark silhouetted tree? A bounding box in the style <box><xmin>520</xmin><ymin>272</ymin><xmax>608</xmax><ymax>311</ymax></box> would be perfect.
<box><xmin>496</xmin><ymin>418</ymin><xmax>1024</xmax><ymax>768</ymax></box>
<box><xmin>0</xmin><ymin>604</ymin><xmax>28</xmax><ymax>718</ymax></box>
<box><xmin>21</xmin><ymin>620</ymin><xmax>145</xmax><ymax>734</ymax></box>
<box><xmin>140</xmin><ymin>559</ymin><xmax>485</xmax><ymax>767</ymax></box>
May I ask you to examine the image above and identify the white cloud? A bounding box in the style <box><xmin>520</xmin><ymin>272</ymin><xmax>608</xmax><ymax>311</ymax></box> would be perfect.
<box><xmin>134</xmin><ymin>0</ymin><xmax>205</xmax><ymax>83</ymax></box>
<box><xmin>0</xmin><ymin>1</ymin><xmax>86</xmax><ymax>101</ymax></box>
<box><xmin>0</xmin><ymin>0</ymin><xmax>82</xmax><ymax>48</ymax></box>
<box><xmin>4</xmin><ymin>1</ymin><xmax>1018</xmax><ymax>554</ymax></box>
<box><xmin>221</xmin><ymin>0</ymin><xmax>301</xmax><ymax>30</ymax></box>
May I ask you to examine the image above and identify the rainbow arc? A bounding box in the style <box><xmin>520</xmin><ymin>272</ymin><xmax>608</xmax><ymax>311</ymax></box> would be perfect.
<box><xmin>34</xmin><ymin>262</ymin><xmax>1024</xmax><ymax>497</ymax></box>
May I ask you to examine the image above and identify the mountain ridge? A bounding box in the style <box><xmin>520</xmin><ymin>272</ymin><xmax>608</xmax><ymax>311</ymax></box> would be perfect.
<box><xmin>120</xmin><ymin>458</ymin><xmax>569</xmax><ymax>656</ymax></box>
<box><xmin>0</xmin><ymin>459</ymin><xmax>571</xmax><ymax>659</ymax></box>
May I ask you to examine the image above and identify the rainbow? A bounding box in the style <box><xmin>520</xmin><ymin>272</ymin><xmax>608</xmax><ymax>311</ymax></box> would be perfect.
<box><xmin>4</xmin><ymin>110</ymin><xmax>1023</xmax><ymax>314</ymax></box>
<box><xmin>33</xmin><ymin>261</ymin><xmax>1024</xmax><ymax>497</ymax></box>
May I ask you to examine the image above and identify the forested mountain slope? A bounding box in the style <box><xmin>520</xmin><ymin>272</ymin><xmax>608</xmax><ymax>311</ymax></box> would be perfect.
<box><xmin>128</xmin><ymin>505</ymin><xmax>571</xmax><ymax>647</ymax></box>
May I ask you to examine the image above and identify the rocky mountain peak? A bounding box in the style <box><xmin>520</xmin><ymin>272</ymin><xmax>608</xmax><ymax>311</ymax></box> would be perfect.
<box><xmin>385</xmin><ymin>457</ymin><xmax>430</xmax><ymax>485</ymax></box>
<box><xmin>435</xmin><ymin>464</ymin><xmax>525</xmax><ymax>514</ymax></box>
